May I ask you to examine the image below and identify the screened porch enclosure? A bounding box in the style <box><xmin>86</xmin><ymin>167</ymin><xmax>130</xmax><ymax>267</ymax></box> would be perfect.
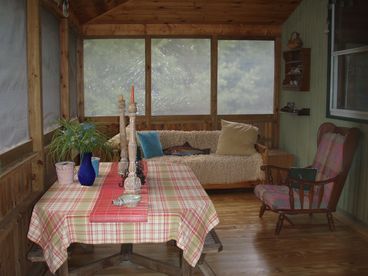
<box><xmin>0</xmin><ymin>0</ymin><xmax>305</xmax><ymax>275</ymax></box>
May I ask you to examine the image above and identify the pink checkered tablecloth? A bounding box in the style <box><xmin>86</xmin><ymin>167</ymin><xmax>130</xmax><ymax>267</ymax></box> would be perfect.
<box><xmin>89</xmin><ymin>162</ymin><xmax>149</xmax><ymax>222</ymax></box>
<box><xmin>27</xmin><ymin>161</ymin><xmax>220</xmax><ymax>273</ymax></box>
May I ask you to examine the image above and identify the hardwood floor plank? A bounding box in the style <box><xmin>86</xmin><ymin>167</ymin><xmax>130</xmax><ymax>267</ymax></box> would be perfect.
<box><xmin>37</xmin><ymin>190</ymin><xmax>368</xmax><ymax>275</ymax></box>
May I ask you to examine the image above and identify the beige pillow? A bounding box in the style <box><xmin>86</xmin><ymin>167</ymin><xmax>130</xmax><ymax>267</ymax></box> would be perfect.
<box><xmin>108</xmin><ymin>125</ymin><xmax>130</xmax><ymax>150</ymax></box>
<box><xmin>216</xmin><ymin>120</ymin><xmax>258</xmax><ymax>156</ymax></box>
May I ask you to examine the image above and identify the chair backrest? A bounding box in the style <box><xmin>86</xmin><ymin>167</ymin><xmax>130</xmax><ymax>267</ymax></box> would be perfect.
<box><xmin>311</xmin><ymin>122</ymin><xmax>360</xmax><ymax>210</ymax></box>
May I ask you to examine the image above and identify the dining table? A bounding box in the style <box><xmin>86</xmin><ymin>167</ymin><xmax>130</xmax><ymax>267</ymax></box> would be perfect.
<box><xmin>27</xmin><ymin>161</ymin><xmax>220</xmax><ymax>275</ymax></box>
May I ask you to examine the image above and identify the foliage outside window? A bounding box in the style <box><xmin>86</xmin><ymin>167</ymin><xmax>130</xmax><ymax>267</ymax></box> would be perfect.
<box><xmin>83</xmin><ymin>38</ymin><xmax>275</xmax><ymax>117</ymax></box>
<box><xmin>328</xmin><ymin>0</ymin><xmax>368</xmax><ymax>121</ymax></box>
<box><xmin>84</xmin><ymin>39</ymin><xmax>145</xmax><ymax>116</ymax></box>
<box><xmin>152</xmin><ymin>38</ymin><xmax>211</xmax><ymax>115</ymax></box>
<box><xmin>218</xmin><ymin>40</ymin><xmax>275</xmax><ymax>114</ymax></box>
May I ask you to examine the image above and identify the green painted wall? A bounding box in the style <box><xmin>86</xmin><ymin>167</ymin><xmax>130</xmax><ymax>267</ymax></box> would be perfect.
<box><xmin>280</xmin><ymin>0</ymin><xmax>368</xmax><ymax>224</ymax></box>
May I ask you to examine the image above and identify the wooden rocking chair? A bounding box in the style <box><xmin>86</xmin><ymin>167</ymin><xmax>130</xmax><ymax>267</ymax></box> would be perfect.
<box><xmin>254</xmin><ymin>122</ymin><xmax>360</xmax><ymax>234</ymax></box>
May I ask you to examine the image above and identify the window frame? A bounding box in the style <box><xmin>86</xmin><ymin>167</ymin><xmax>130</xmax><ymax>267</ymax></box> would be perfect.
<box><xmin>82</xmin><ymin>36</ymin><xmax>277</xmax><ymax>117</ymax></box>
<box><xmin>327</xmin><ymin>0</ymin><xmax>368</xmax><ymax>123</ymax></box>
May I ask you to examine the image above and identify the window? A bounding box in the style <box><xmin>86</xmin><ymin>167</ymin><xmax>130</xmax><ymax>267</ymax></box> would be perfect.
<box><xmin>83</xmin><ymin>38</ymin><xmax>276</xmax><ymax>117</ymax></box>
<box><xmin>152</xmin><ymin>38</ymin><xmax>211</xmax><ymax>115</ymax></box>
<box><xmin>328</xmin><ymin>0</ymin><xmax>368</xmax><ymax>121</ymax></box>
<box><xmin>218</xmin><ymin>40</ymin><xmax>275</xmax><ymax>114</ymax></box>
<box><xmin>69</xmin><ymin>27</ymin><xmax>78</xmax><ymax>118</ymax></box>
<box><xmin>41</xmin><ymin>7</ymin><xmax>61</xmax><ymax>133</ymax></box>
<box><xmin>84</xmin><ymin>39</ymin><xmax>145</xmax><ymax>116</ymax></box>
<box><xmin>0</xmin><ymin>0</ymin><xmax>29</xmax><ymax>154</ymax></box>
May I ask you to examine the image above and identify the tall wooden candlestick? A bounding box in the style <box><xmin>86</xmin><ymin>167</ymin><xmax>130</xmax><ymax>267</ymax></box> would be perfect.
<box><xmin>123</xmin><ymin>99</ymin><xmax>141</xmax><ymax>194</ymax></box>
<box><xmin>118</xmin><ymin>96</ymin><xmax>128</xmax><ymax>175</ymax></box>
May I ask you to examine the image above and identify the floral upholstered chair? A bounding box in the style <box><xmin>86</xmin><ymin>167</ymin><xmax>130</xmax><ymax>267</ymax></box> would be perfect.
<box><xmin>254</xmin><ymin>122</ymin><xmax>360</xmax><ymax>234</ymax></box>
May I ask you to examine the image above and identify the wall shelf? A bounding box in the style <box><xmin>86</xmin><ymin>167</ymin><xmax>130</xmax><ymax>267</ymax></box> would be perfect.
<box><xmin>280</xmin><ymin>108</ymin><xmax>310</xmax><ymax>116</ymax></box>
<box><xmin>282</xmin><ymin>48</ymin><xmax>311</xmax><ymax>91</ymax></box>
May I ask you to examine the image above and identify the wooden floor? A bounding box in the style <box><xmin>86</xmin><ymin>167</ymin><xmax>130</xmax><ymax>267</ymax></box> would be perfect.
<box><xmin>41</xmin><ymin>190</ymin><xmax>368</xmax><ymax>275</ymax></box>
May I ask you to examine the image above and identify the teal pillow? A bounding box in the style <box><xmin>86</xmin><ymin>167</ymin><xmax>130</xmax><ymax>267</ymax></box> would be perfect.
<box><xmin>137</xmin><ymin>131</ymin><xmax>164</xmax><ymax>159</ymax></box>
<box><xmin>288</xmin><ymin>167</ymin><xmax>317</xmax><ymax>191</ymax></box>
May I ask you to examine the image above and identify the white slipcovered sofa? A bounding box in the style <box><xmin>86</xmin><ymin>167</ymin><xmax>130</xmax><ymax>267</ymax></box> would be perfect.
<box><xmin>110</xmin><ymin>129</ymin><xmax>267</xmax><ymax>189</ymax></box>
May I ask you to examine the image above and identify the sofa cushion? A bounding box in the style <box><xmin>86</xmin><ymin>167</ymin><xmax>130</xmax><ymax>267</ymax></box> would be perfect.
<box><xmin>149</xmin><ymin>153</ymin><xmax>263</xmax><ymax>185</ymax></box>
<box><xmin>137</xmin><ymin>131</ymin><xmax>164</xmax><ymax>159</ymax></box>
<box><xmin>216</xmin><ymin>120</ymin><xmax>258</xmax><ymax>156</ymax></box>
<box><xmin>108</xmin><ymin>125</ymin><xmax>130</xmax><ymax>150</ymax></box>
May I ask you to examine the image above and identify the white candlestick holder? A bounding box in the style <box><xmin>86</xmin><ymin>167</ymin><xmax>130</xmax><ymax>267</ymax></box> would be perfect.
<box><xmin>123</xmin><ymin>102</ymin><xmax>141</xmax><ymax>194</ymax></box>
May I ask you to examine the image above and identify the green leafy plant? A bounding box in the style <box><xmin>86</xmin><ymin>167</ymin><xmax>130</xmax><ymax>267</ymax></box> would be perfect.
<box><xmin>49</xmin><ymin>119</ymin><xmax>111</xmax><ymax>162</ymax></box>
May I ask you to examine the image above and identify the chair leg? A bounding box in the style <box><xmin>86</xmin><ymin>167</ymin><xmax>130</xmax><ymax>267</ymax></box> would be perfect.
<box><xmin>259</xmin><ymin>203</ymin><xmax>267</xmax><ymax>218</ymax></box>
<box><xmin>275</xmin><ymin>213</ymin><xmax>285</xmax><ymax>235</ymax></box>
<box><xmin>327</xmin><ymin>212</ymin><xmax>335</xmax><ymax>231</ymax></box>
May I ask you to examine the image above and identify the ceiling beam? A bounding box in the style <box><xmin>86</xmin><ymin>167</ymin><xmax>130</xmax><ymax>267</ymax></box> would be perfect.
<box><xmin>83</xmin><ymin>23</ymin><xmax>281</xmax><ymax>37</ymax></box>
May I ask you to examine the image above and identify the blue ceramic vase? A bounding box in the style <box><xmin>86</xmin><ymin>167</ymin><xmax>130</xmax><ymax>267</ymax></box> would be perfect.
<box><xmin>78</xmin><ymin>152</ymin><xmax>96</xmax><ymax>186</ymax></box>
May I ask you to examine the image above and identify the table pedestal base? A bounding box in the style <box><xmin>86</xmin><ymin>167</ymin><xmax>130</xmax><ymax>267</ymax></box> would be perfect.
<box><xmin>60</xmin><ymin>244</ymin><xmax>193</xmax><ymax>276</ymax></box>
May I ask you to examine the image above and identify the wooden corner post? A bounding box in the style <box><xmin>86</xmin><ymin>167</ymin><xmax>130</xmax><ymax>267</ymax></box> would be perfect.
<box><xmin>27</xmin><ymin>0</ymin><xmax>45</xmax><ymax>191</ymax></box>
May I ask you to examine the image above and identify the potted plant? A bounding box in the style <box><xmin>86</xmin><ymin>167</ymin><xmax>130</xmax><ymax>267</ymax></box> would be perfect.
<box><xmin>49</xmin><ymin>119</ymin><xmax>111</xmax><ymax>186</ymax></box>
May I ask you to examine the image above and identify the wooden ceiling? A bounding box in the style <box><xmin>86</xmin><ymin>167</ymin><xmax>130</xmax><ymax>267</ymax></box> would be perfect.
<box><xmin>70</xmin><ymin>0</ymin><xmax>302</xmax><ymax>25</ymax></box>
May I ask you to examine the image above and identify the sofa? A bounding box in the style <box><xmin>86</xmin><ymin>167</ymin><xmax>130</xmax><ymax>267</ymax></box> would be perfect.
<box><xmin>110</xmin><ymin>127</ymin><xmax>267</xmax><ymax>190</ymax></box>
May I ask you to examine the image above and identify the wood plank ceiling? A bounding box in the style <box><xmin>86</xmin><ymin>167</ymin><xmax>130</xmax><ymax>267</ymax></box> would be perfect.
<box><xmin>70</xmin><ymin>0</ymin><xmax>302</xmax><ymax>25</ymax></box>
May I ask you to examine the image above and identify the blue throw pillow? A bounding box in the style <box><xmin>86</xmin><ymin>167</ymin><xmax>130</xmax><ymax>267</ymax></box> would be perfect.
<box><xmin>137</xmin><ymin>131</ymin><xmax>164</xmax><ymax>159</ymax></box>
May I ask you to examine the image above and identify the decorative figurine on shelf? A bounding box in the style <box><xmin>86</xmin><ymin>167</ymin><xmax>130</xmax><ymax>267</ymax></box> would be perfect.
<box><xmin>287</xmin><ymin>31</ymin><xmax>303</xmax><ymax>49</ymax></box>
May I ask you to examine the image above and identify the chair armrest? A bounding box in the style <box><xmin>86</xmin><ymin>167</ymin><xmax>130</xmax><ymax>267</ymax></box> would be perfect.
<box><xmin>261</xmin><ymin>165</ymin><xmax>291</xmax><ymax>185</ymax></box>
<box><xmin>255</xmin><ymin>143</ymin><xmax>268</xmax><ymax>167</ymax></box>
<box><xmin>287</xmin><ymin>175</ymin><xmax>339</xmax><ymax>210</ymax></box>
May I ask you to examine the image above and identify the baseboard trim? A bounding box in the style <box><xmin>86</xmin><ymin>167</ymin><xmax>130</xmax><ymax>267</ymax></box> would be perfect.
<box><xmin>335</xmin><ymin>209</ymin><xmax>368</xmax><ymax>240</ymax></box>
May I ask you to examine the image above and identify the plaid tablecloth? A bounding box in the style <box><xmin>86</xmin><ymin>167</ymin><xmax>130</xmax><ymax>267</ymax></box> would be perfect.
<box><xmin>27</xmin><ymin>161</ymin><xmax>219</xmax><ymax>273</ymax></box>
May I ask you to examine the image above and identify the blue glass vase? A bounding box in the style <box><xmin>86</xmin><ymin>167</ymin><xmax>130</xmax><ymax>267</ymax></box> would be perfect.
<box><xmin>78</xmin><ymin>152</ymin><xmax>96</xmax><ymax>186</ymax></box>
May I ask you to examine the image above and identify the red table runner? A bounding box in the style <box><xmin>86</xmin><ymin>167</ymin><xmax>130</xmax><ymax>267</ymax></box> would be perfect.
<box><xmin>89</xmin><ymin>162</ymin><xmax>148</xmax><ymax>222</ymax></box>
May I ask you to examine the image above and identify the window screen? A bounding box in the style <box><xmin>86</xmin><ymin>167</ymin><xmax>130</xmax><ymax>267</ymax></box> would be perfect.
<box><xmin>0</xmin><ymin>0</ymin><xmax>29</xmax><ymax>154</ymax></box>
<box><xmin>41</xmin><ymin>7</ymin><xmax>61</xmax><ymax>133</ymax></box>
<box><xmin>218</xmin><ymin>40</ymin><xmax>274</xmax><ymax>114</ymax></box>
<box><xmin>69</xmin><ymin>27</ymin><xmax>78</xmax><ymax>118</ymax></box>
<box><xmin>151</xmin><ymin>39</ymin><xmax>211</xmax><ymax>115</ymax></box>
<box><xmin>84</xmin><ymin>39</ymin><xmax>145</xmax><ymax>116</ymax></box>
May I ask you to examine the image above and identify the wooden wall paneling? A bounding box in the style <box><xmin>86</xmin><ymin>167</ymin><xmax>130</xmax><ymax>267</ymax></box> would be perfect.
<box><xmin>145</xmin><ymin>37</ymin><xmax>152</xmax><ymax>128</ymax></box>
<box><xmin>60</xmin><ymin>18</ymin><xmax>70</xmax><ymax>119</ymax></box>
<box><xmin>0</xmin><ymin>154</ymin><xmax>36</xmax><ymax>221</ymax></box>
<box><xmin>27</xmin><ymin>0</ymin><xmax>45</xmax><ymax>191</ymax></box>
<box><xmin>83</xmin><ymin>24</ymin><xmax>281</xmax><ymax>37</ymax></box>
<box><xmin>16</xmin><ymin>195</ymin><xmax>41</xmax><ymax>275</ymax></box>
<box><xmin>211</xmin><ymin>36</ymin><xmax>218</xmax><ymax>130</ymax></box>
<box><xmin>0</xmin><ymin>223</ymin><xmax>17</xmax><ymax>276</ymax></box>
<box><xmin>77</xmin><ymin>36</ymin><xmax>85</xmax><ymax>121</ymax></box>
<box><xmin>0</xmin><ymin>142</ymin><xmax>33</xmax><ymax>169</ymax></box>
<box><xmin>0</xmin><ymin>190</ymin><xmax>42</xmax><ymax>276</ymax></box>
<box><xmin>88</xmin><ymin>115</ymin><xmax>277</xmax><ymax>146</ymax></box>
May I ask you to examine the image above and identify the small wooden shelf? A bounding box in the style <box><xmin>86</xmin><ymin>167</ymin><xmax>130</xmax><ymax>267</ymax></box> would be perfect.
<box><xmin>280</xmin><ymin>108</ymin><xmax>310</xmax><ymax>116</ymax></box>
<box><xmin>282</xmin><ymin>48</ymin><xmax>310</xmax><ymax>91</ymax></box>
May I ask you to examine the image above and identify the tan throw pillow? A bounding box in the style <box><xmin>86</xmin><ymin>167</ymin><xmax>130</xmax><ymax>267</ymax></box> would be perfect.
<box><xmin>216</xmin><ymin>120</ymin><xmax>258</xmax><ymax>156</ymax></box>
<box><xmin>108</xmin><ymin>125</ymin><xmax>130</xmax><ymax>150</ymax></box>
